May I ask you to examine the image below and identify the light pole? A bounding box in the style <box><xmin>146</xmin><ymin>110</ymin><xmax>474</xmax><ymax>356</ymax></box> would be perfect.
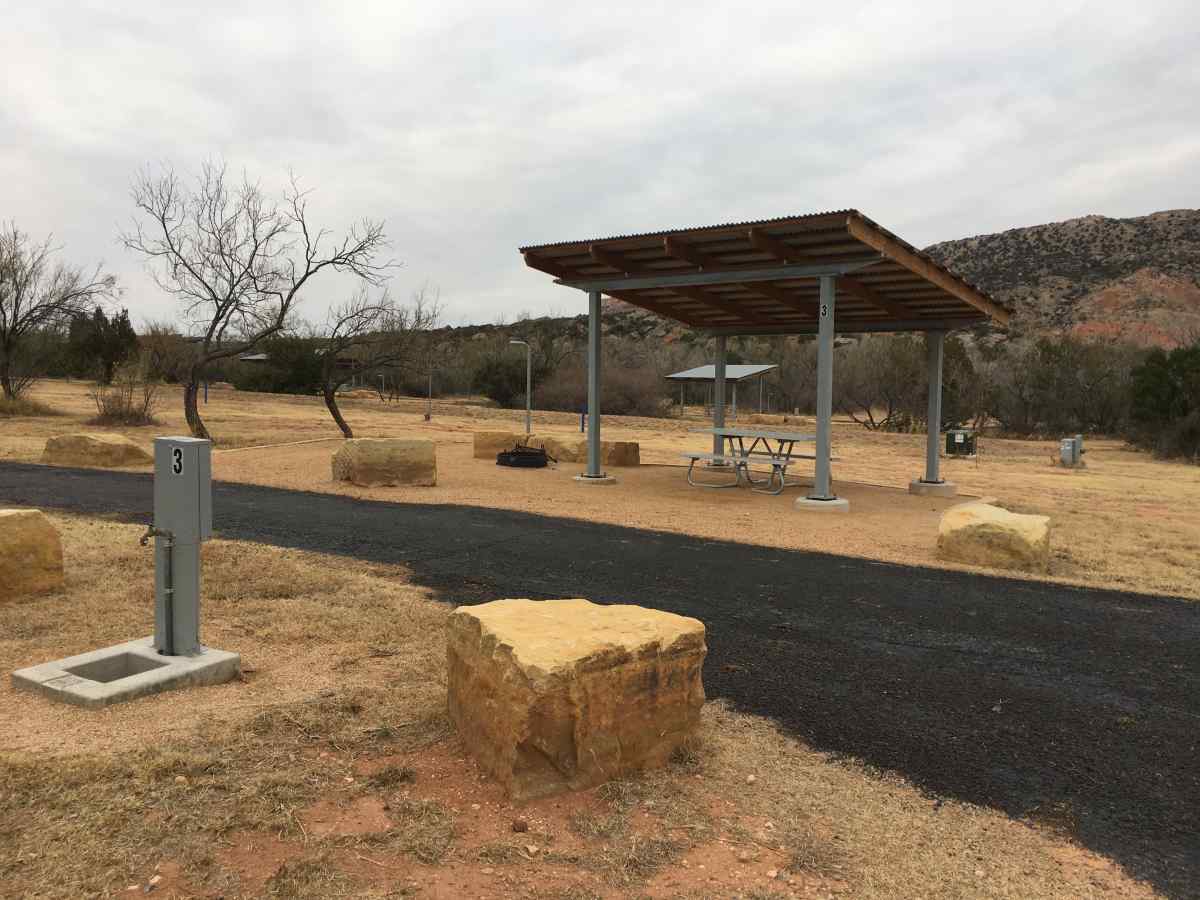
<box><xmin>509</xmin><ymin>339</ymin><xmax>531</xmax><ymax>435</ymax></box>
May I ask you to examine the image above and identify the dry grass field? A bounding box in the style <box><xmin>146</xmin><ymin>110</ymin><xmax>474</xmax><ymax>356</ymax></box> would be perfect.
<box><xmin>5</xmin><ymin>379</ymin><xmax>1199</xmax><ymax>600</ymax></box>
<box><xmin>0</xmin><ymin>515</ymin><xmax>1164</xmax><ymax>899</ymax></box>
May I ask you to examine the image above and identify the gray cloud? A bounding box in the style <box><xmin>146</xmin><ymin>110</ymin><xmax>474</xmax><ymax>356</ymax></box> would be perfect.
<box><xmin>4</xmin><ymin>0</ymin><xmax>1198</xmax><ymax>327</ymax></box>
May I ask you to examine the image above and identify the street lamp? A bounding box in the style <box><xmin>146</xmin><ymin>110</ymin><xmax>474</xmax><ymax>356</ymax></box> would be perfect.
<box><xmin>509</xmin><ymin>339</ymin><xmax>531</xmax><ymax>435</ymax></box>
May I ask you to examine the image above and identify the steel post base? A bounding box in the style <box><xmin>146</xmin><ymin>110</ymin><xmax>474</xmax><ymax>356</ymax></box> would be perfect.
<box><xmin>573</xmin><ymin>474</ymin><xmax>617</xmax><ymax>486</ymax></box>
<box><xmin>909</xmin><ymin>479</ymin><xmax>957</xmax><ymax>498</ymax></box>
<box><xmin>794</xmin><ymin>496</ymin><xmax>849</xmax><ymax>512</ymax></box>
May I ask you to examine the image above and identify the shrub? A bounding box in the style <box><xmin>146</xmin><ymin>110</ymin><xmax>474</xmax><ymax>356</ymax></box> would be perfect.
<box><xmin>473</xmin><ymin>355</ymin><xmax>527</xmax><ymax>407</ymax></box>
<box><xmin>87</xmin><ymin>360</ymin><xmax>162</xmax><ymax>426</ymax></box>
<box><xmin>534</xmin><ymin>359</ymin><xmax>669</xmax><ymax>418</ymax></box>
<box><xmin>227</xmin><ymin>336</ymin><xmax>323</xmax><ymax>395</ymax></box>
<box><xmin>1128</xmin><ymin>343</ymin><xmax>1200</xmax><ymax>460</ymax></box>
<box><xmin>0</xmin><ymin>394</ymin><xmax>57</xmax><ymax>417</ymax></box>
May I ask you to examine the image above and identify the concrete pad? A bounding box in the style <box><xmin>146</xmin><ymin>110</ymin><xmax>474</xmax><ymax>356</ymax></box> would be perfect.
<box><xmin>909</xmin><ymin>479</ymin><xmax>958</xmax><ymax>498</ymax></box>
<box><xmin>573</xmin><ymin>474</ymin><xmax>617</xmax><ymax>486</ymax></box>
<box><xmin>794</xmin><ymin>496</ymin><xmax>850</xmax><ymax>513</ymax></box>
<box><xmin>11</xmin><ymin>637</ymin><xmax>240</xmax><ymax>708</ymax></box>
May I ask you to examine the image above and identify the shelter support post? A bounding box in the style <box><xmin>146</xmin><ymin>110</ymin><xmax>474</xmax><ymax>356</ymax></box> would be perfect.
<box><xmin>909</xmin><ymin>330</ymin><xmax>957</xmax><ymax>497</ymax></box>
<box><xmin>797</xmin><ymin>276</ymin><xmax>849</xmax><ymax>512</ymax></box>
<box><xmin>733</xmin><ymin>383</ymin><xmax>738</xmax><ymax>420</ymax></box>
<box><xmin>712</xmin><ymin>335</ymin><xmax>727</xmax><ymax>458</ymax></box>
<box><xmin>576</xmin><ymin>290</ymin><xmax>615</xmax><ymax>485</ymax></box>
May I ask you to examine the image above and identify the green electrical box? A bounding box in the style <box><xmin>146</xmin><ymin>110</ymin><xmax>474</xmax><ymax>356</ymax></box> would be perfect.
<box><xmin>946</xmin><ymin>429</ymin><xmax>976</xmax><ymax>457</ymax></box>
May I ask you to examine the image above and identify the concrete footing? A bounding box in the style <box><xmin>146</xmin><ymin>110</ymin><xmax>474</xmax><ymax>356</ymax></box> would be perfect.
<box><xmin>11</xmin><ymin>637</ymin><xmax>240</xmax><ymax>708</ymax></box>
<box><xmin>573</xmin><ymin>474</ymin><xmax>617</xmax><ymax>486</ymax></box>
<box><xmin>794</xmin><ymin>496</ymin><xmax>850</xmax><ymax>513</ymax></box>
<box><xmin>909</xmin><ymin>479</ymin><xmax>958</xmax><ymax>498</ymax></box>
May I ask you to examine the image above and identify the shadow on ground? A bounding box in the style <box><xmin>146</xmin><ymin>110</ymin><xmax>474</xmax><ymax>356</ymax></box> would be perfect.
<box><xmin>3</xmin><ymin>463</ymin><xmax>1197</xmax><ymax>897</ymax></box>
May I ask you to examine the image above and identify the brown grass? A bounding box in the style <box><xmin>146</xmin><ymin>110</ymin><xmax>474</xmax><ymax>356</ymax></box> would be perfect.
<box><xmin>0</xmin><ymin>515</ymin><xmax>1163</xmax><ymax>897</ymax></box>
<box><xmin>0</xmin><ymin>392</ymin><xmax>58</xmax><ymax>417</ymax></box>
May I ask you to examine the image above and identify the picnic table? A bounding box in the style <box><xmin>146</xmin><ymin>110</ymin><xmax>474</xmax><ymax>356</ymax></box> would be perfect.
<box><xmin>681</xmin><ymin>426</ymin><xmax>823</xmax><ymax>495</ymax></box>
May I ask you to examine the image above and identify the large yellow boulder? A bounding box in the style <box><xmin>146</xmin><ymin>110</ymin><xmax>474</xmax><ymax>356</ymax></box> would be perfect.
<box><xmin>331</xmin><ymin>438</ymin><xmax>436</xmax><ymax>487</ymax></box>
<box><xmin>572</xmin><ymin>440</ymin><xmax>640</xmax><ymax>466</ymax></box>
<box><xmin>42</xmin><ymin>433</ymin><xmax>152</xmax><ymax>468</ymax></box>
<box><xmin>473</xmin><ymin>431</ymin><xmax>526</xmax><ymax>460</ymax></box>
<box><xmin>0</xmin><ymin>509</ymin><xmax>64</xmax><ymax>598</ymax></box>
<box><xmin>447</xmin><ymin>598</ymin><xmax>706</xmax><ymax>801</ymax></box>
<box><xmin>937</xmin><ymin>502</ymin><xmax>1051</xmax><ymax>572</ymax></box>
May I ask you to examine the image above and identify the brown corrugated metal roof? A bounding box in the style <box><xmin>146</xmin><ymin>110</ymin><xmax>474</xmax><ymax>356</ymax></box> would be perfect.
<box><xmin>518</xmin><ymin>209</ymin><xmax>1008</xmax><ymax>335</ymax></box>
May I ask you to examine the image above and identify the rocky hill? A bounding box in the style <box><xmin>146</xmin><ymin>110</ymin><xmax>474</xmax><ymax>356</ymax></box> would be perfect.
<box><xmin>467</xmin><ymin>209</ymin><xmax>1200</xmax><ymax>349</ymax></box>
<box><xmin>923</xmin><ymin>209</ymin><xmax>1200</xmax><ymax>347</ymax></box>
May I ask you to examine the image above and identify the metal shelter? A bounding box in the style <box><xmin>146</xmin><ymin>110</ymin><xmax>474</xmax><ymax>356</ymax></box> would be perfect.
<box><xmin>665</xmin><ymin>364</ymin><xmax>779</xmax><ymax>416</ymax></box>
<box><xmin>519</xmin><ymin>209</ymin><xmax>1009</xmax><ymax>507</ymax></box>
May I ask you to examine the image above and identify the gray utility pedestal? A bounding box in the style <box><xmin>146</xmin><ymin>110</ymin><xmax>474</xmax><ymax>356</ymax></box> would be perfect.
<box><xmin>11</xmin><ymin>436</ymin><xmax>239</xmax><ymax>707</ymax></box>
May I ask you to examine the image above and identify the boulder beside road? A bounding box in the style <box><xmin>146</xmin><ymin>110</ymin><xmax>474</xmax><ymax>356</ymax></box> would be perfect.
<box><xmin>937</xmin><ymin>502</ymin><xmax>1051</xmax><ymax>572</ymax></box>
<box><xmin>0</xmin><ymin>509</ymin><xmax>64</xmax><ymax>598</ymax></box>
<box><xmin>331</xmin><ymin>438</ymin><xmax>437</xmax><ymax>487</ymax></box>
<box><xmin>42</xmin><ymin>433</ymin><xmax>152</xmax><ymax>468</ymax></box>
<box><xmin>473</xmin><ymin>431</ymin><xmax>526</xmax><ymax>460</ymax></box>
<box><xmin>447</xmin><ymin>597</ymin><xmax>706</xmax><ymax>800</ymax></box>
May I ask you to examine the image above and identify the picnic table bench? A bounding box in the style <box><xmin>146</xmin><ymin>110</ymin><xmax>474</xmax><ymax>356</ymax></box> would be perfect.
<box><xmin>681</xmin><ymin>427</ymin><xmax>834</xmax><ymax>495</ymax></box>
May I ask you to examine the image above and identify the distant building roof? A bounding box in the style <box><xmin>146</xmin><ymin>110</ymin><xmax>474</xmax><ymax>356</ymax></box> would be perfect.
<box><xmin>665</xmin><ymin>364</ymin><xmax>778</xmax><ymax>382</ymax></box>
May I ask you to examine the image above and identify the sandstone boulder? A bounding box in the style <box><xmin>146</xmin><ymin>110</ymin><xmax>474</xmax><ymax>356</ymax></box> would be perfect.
<box><xmin>448</xmin><ymin>598</ymin><xmax>706</xmax><ymax>800</ymax></box>
<box><xmin>575</xmin><ymin>440</ymin><xmax>640</xmax><ymax>467</ymax></box>
<box><xmin>0</xmin><ymin>509</ymin><xmax>64</xmax><ymax>598</ymax></box>
<box><xmin>331</xmin><ymin>438</ymin><xmax>436</xmax><ymax>487</ymax></box>
<box><xmin>526</xmin><ymin>435</ymin><xmax>580</xmax><ymax>462</ymax></box>
<box><xmin>42</xmin><ymin>433</ymin><xmax>152</xmax><ymax>468</ymax></box>
<box><xmin>473</xmin><ymin>431</ymin><xmax>526</xmax><ymax>460</ymax></box>
<box><xmin>937</xmin><ymin>502</ymin><xmax>1051</xmax><ymax>572</ymax></box>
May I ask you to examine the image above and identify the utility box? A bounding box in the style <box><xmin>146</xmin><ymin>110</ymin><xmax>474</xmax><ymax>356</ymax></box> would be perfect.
<box><xmin>154</xmin><ymin>437</ymin><xmax>212</xmax><ymax>545</ymax></box>
<box><xmin>945</xmin><ymin>429</ymin><xmax>976</xmax><ymax>457</ymax></box>
<box><xmin>1059</xmin><ymin>436</ymin><xmax>1084</xmax><ymax>468</ymax></box>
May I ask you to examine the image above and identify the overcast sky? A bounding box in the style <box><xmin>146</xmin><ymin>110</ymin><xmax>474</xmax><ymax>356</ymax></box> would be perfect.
<box><xmin>4</xmin><ymin>1</ymin><xmax>1198</xmax><ymax>328</ymax></box>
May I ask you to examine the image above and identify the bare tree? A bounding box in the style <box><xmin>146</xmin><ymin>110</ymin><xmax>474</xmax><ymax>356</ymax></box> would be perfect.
<box><xmin>0</xmin><ymin>223</ymin><xmax>116</xmax><ymax>398</ymax></box>
<box><xmin>122</xmin><ymin>161</ymin><xmax>391</xmax><ymax>439</ymax></box>
<box><xmin>318</xmin><ymin>285</ymin><xmax>441</xmax><ymax>437</ymax></box>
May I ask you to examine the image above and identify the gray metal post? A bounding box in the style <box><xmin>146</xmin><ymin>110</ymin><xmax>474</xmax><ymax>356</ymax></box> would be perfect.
<box><xmin>713</xmin><ymin>335</ymin><xmax>727</xmax><ymax>456</ymax></box>
<box><xmin>150</xmin><ymin>437</ymin><xmax>212</xmax><ymax>656</ymax></box>
<box><xmin>923</xmin><ymin>331</ymin><xmax>945</xmax><ymax>484</ymax></box>
<box><xmin>586</xmin><ymin>290</ymin><xmax>603</xmax><ymax>478</ymax></box>
<box><xmin>733</xmin><ymin>383</ymin><xmax>738</xmax><ymax>421</ymax></box>
<box><xmin>808</xmin><ymin>277</ymin><xmax>837</xmax><ymax>500</ymax></box>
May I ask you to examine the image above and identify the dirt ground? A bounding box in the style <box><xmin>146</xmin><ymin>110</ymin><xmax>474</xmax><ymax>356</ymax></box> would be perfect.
<box><xmin>5</xmin><ymin>379</ymin><xmax>1198</xmax><ymax>600</ymax></box>
<box><xmin>0</xmin><ymin>516</ymin><xmax>1165</xmax><ymax>899</ymax></box>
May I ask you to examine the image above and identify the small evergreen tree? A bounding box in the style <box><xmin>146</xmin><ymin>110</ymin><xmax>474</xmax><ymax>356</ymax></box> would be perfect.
<box><xmin>67</xmin><ymin>307</ymin><xmax>139</xmax><ymax>383</ymax></box>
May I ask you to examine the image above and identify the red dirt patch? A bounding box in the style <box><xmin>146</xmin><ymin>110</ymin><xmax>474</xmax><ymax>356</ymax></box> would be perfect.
<box><xmin>301</xmin><ymin>795</ymin><xmax>393</xmax><ymax>838</ymax></box>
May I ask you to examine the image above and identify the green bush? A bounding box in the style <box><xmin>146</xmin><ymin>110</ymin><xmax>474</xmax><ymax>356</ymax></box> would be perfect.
<box><xmin>228</xmin><ymin>336</ymin><xmax>323</xmax><ymax>395</ymax></box>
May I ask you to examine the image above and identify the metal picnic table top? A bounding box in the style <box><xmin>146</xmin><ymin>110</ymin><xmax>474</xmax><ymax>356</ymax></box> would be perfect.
<box><xmin>689</xmin><ymin>426</ymin><xmax>816</xmax><ymax>442</ymax></box>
